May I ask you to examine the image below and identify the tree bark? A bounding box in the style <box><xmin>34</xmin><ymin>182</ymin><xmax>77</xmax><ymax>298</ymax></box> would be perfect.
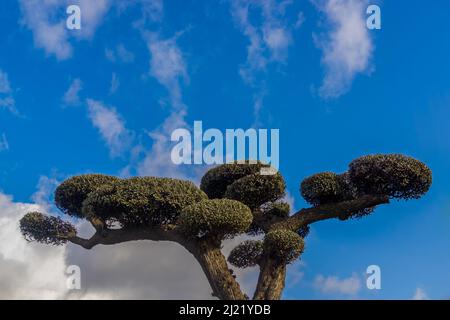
<box><xmin>194</xmin><ymin>241</ymin><xmax>247</xmax><ymax>300</ymax></box>
<box><xmin>272</xmin><ymin>194</ymin><xmax>389</xmax><ymax>232</ymax></box>
<box><xmin>253</xmin><ymin>257</ymin><xmax>286</xmax><ymax>300</ymax></box>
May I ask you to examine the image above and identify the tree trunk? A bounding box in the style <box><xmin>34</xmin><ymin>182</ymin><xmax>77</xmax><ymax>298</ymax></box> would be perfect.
<box><xmin>194</xmin><ymin>241</ymin><xmax>247</xmax><ymax>300</ymax></box>
<box><xmin>253</xmin><ymin>258</ymin><xmax>286</xmax><ymax>300</ymax></box>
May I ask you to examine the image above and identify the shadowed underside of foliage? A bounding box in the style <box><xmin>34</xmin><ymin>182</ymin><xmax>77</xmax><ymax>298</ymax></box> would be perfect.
<box><xmin>20</xmin><ymin>154</ymin><xmax>432</xmax><ymax>300</ymax></box>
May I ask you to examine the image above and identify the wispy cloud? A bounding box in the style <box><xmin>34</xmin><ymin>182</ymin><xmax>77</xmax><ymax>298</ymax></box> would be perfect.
<box><xmin>141</xmin><ymin>0</ymin><xmax>164</xmax><ymax>23</ymax></box>
<box><xmin>105</xmin><ymin>44</ymin><xmax>135</xmax><ymax>63</ymax></box>
<box><xmin>31</xmin><ymin>175</ymin><xmax>60</xmax><ymax>212</ymax></box>
<box><xmin>145</xmin><ymin>32</ymin><xmax>188</xmax><ymax>109</ymax></box>
<box><xmin>75</xmin><ymin>0</ymin><xmax>111</xmax><ymax>39</ymax></box>
<box><xmin>314</xmin><ymin>273</ymin><xmax>361</xmax><ymax>296</ymax></box>
<box><xmin>314</xmin><ymin>0</ymin><xmax>373</xmax><ymax>99</ymax></box>
<box><xmin>230</xmin><ymin>0</ymin><xmax>296</xmax><ymax>124</ymax></box>
<box><xmin>230</xmin><ymin>0</ymin><xmax>294</xmax><ymax>84</ymax></box>
<box><xmin>412</xmin><ymin>287</ymin><xmax>429</xmax><ymax>300</ymax></box>
<box><xmin>63</xmin><ymin>78</ymin><xmax>83</xmax><ymax>107</ymax></box>
<box><xmin>0</xmin><ymin>69</ymin><xmax>12</xmax><ymax>94</ymax></box>
<box><xmin>137</xmin><ymin>31</ymin><xmax>192</xmax><ymax>179</ymax></box>
<box><xmin>18</xmin><ymin>0</ymin><xmax>111</xmax><ymax>60</ymax></box>
<box><xmin>0</xmin><ymin>193</ymin><xmax>68</xmax><ymax>299</ymax></box>
<box><xmin>0</xmin><ymin>69</ymin><xmax>18</xmax><ymax>115</ymax></box>
<box><xmin>109</xmin><ymin>73</ymin><xmax>120</xmax><ymax>94</ymax></box>
<box><xmin>0</xmin><ymin>133</ymin><xmax>9</xmax><ymax>152</ymax></box>
<box><xmin>286</xmin><ymin>261</ymin><xmax>306</xmax><ymax>288</ymax></box>
<box><xmin>86</xmin><ymin>99</ymin><xmax>133</xmax><ymax>157</ymax></box>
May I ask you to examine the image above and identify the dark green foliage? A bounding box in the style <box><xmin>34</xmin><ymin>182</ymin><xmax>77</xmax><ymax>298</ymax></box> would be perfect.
<box><xmin>20</xmin><ymin>212</ymin><xmax>76</xmax><ymax>245</ymax></box>
<box><xmin>200</xmin><ymin>162</ymin><xmax>266</xmax><ymax>199</ymax></box>
<box><xmin>82</xmin><ymin>177</ymin><xmax>207</xmax><ymax>227</ymax></box>
<box><xmin>264</xmin><ymin>202</ymin><xmax>290</xmax><ymax>218</ymax></box>
<box><xmin>348</xmin><ymin>154</ymin><xmax>432</xmax><ymax>199</ymax></box>
<box><xmin>178</xmin><ymin>199</ymin><xmax>253</xmax><ymax>238</ymax></box>
<box><xmin>247</xmin><ymin>202</ymin><xmax>291</xmax><ymax>235</ymax></box>
<box><xmin>301</xmin><ymin>172</ymin><xmax>348</xmax><ymax>206</ymax></box>
<box><xmin>228</xmin><ymin>240</ymin><xmax>263</xmax><ymax>268</ymax></box>
<box><xmin>224</xmin><ymin>173</ymin><xmax>286</xmax><ymax>209</ymax></box>
<box><xmin>55</xmin><ymin>174</ymin><xmax>119</xmax><ymax>218</ymax></box>
<box><xmin>264</xmin><ymin>229</ymin><xmax>304</xmax><ymax>264</ymax></box>
<box><xmin>297</xmin><ymin>225</ymin><xmax>310</xmax><ymax>238</ymax></box>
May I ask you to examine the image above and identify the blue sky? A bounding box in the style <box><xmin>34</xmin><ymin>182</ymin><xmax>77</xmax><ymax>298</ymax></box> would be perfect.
<box><xmin>1</xmin><ymin>0</ymin><xmax>450</xmax><ymax>299</ymax></box>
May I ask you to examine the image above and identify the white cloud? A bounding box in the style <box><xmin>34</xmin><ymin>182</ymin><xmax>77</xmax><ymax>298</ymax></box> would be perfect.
<box><xmin>0</xmin><ymin>69</ymin><xmax>12</xmax><ymax>94</ymax></box>
<box><xmin>231</xmin><ymin>0</ymin><xmax>294</xmax><ymax>84</ymax></box>
<box><xmin>18</xmin><ymin>0</ymin><xmax>72</xmax><ymax>60</ymax></box>
<box><xmin>109</xmin><ymin>73</ymin><xmax>120</xmax><ymax>94</ymax></box>
<box><xmin>0</xmin><ymin>193</ymin><xmax>68</xmax><ymax>299</ymax></box>
<box><xmin>0</xmin><ymin>133</ymin><xmax>9</xmax><ymax>152</ymax></box>
<box><xmin>314</xmin><ymin>0</ymin><xmax>373</xmax><ymax>98</ymax></box>
<box><xmin>137</xmin><ymin>111</ymin><xmax>190</xmax><ymax>179</ymax></box>
<box><xmin>31</xmin><ymin>176</ymin><xmax>60</xmax><ymax>212</ymax></box>
<box><xmin>141</xmin><ymin>0</ymin><xmax>164</xmax><ymax>23</ymax></box>
<box><xmin>75</xmin><ymin>0</ymin><xmax>111</xmax><ymax>39</ymax></box>
<box><xmin>412</xmin><ymin>287</ymin><xmax>429</xmax><ymax>300</ymax></box>
<box><xmin>0</xmin><ymin>69</ymin><xmax>18</xmax><ymax>115</ymax></box>
<box><xmin>0</xmin><ymin>97</ymin><xmax>16</xmax><ymax>114</ymax></box>
<box><xmin>105</xmin><ymin>44</ymin><xmax>135</xmax><ymax>63</ymax></box>
<box><xmin>137</xmin><ymin>31</ymin><xmax>192</xmax><ymax>179</ymax></box>
<box><xmin>283</xmin><ymin>190</ymin><xmax>296</xmax><ymax>212</ymax></box>
<box><xmin>114</xmin><ymin>0</ymin><xmax>163</xmax><ymax>24</ymax></box>
<box><xmin>230</xmin><ymin>0</ymin><xmax>296</xmax><ymax>122</ymax></box>
<box><xmin>66</xmin><ymin>222</ymin><xmax>214</xmax><ymax>299</ymax></box>
<box><xmin>86</xmin><ymin>99</ymin><xmax>133</xmax><ymax>157</ymax></box>
<box><xmin>314</xmin><ymin>273</ymin><xmax>361</xmax><ymax>296</ymax></box>
<box><xmin>286</xmin><ymin>261</ymin><xmax>305</xmax><ymax>288</ymax></box>
<box><xmin>63</xmin><ymin>78</ymin><xmax>83</xmax><ymax>106</ymax></box>
<box><xmin>0</xmin><ymin>191</ymin><xmax>216</xmax><ymax>299</ymax></box>
<box><xmin>18</xmin><ymin>0</ymin><xmax>111</xmax><ymax>60</ymax></box>
<box><xmin>145</xmin><ymin>32</ymin><xmax>187</xmax><ymax>109</ymax></box>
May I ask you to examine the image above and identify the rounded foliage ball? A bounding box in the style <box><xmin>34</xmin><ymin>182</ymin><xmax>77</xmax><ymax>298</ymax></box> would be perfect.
<box><xmin>228</xmin><ymin>240</ymin><xmax>263</xmax><ymax>268</ymax></box>
<box><xmin>224</xmin><ymin>173</ymin><xmax>286</xmax><ymax>208</ymax></box>
<box><xmin>348</xmin><ymin>154</ymin><xmax>432</xmax><ymax>199</ymax></box>
<box><xmin>55</xmin><ymin>174</ymin><xmax>120</xmax><ymax>218</ymax></box>
<box><xmin>82</xmin><ymin>177</ymin><xmax>208</xmax><ymax>227</ymax></box>
<box><xmin>300</xmin><ymin>172</ymin><xmax>346</xmax><ymax>206</ymax></box>
<box><xmin>200</xmin><ymin>162</ymin><xmax>267</xmax><ymax>199</ymax></box>
<box><xmin>178</xmin><ymin>199</ymin><xmax>253</xmax><ymax>238</ymax></box>
<box><xmin>264</xmin><ymin>229</ymin><xmax>304</xmax><ymax>263</ymax></box>
<box><xmin>20</xmin><ymin>212</ymin><xmax>76</xmax><ymax>245</ymax></box>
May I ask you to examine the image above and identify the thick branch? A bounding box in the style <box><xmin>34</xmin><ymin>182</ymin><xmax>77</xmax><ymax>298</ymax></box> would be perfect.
<box><xmin>272</xmin><ymin>194</ymin><xmax>389</xmax><ymax>232</ymax></box>
<box><xmin>253</xmin><ymin>258</ymin><xmax>286</xmax><ymax>300</ymax></box>
<box><xmin>67</xmin><ymin>226</ymin><xmax>246</xmax><ymax>299</ymax></box>
<box><xmin>193</xmin><ymin>240</ymin><xmax>247</xmax><ymax>300</ymax></box>
<box><xmin>252</xmin><ymin>195</ymin><xmax>389</xmax><ymax>300</ymax></box>
<box><xmin>67</xmin><ymin>225</ymin><xmax>189</xmax><ymax>250</ymax></box>
<box><xmin>87</xmin><ymin>216</ymin><xmax>106</xmax><ymax>235</ymax></box>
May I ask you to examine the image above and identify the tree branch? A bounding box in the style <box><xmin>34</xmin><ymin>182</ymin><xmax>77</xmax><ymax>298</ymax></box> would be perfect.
<box><xmin>68</xmin><ymin>226</ymin><xmax>247</xmax><ymax>299</ymax></box>
<box><xmin>253</xmin><ymin>258</ymin><xmax>286</xmax><ymax>300</ymax></box>
<box><xmin>251</xmin><ymin>195</ymin><xmax>389</xmax><ymax>300</ymax></box>
<box><xmin>272</xmin><ymin>194</ymin><xmax>390</xmax><ymax>232</ymax></box>
<box><xmin>193</xmin><ymin>239</ymin><xmax>247</xmax><ymax>300</ymax></box>
<box><xmin>67</xmin><ymin>225</ymin><xmax>189</xmax><ymax>250</ymax></box>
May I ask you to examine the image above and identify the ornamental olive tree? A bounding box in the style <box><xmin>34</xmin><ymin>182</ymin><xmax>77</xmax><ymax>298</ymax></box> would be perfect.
<box><xmin>19</xmin><ymin>154</ymin><xmax>432</xmax><ymax>300</ymax></box>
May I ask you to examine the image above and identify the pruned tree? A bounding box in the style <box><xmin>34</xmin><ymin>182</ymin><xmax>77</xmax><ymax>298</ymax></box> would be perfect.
<box><xmin>19</xmin><ymin>154</ymin><xmax>432</xmax><ymax>300</ymax></box>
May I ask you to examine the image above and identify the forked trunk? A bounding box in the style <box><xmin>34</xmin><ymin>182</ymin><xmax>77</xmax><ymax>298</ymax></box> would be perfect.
<box><xmin>194</xmin><ymin>241</ymin><xmax>247</xmax><ymax>300</ymax></box>
<box><xmin>253</xmin><ymin>258</ymin><xmax>286</xmax><ymax>300</ymax></box>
